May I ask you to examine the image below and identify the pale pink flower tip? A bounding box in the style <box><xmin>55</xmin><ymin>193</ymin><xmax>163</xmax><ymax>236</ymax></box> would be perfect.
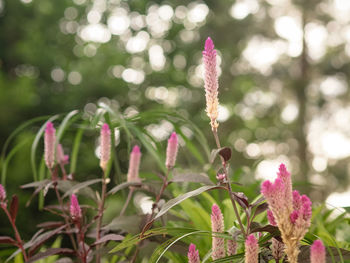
<box><xmin>205</xmin><ymin>37</ymin><xmax>214</xmax><ymax>51</ymax></box>
<box><xmin>165</xmin><ymin>132</ymin><xmax>179</xmax><ymax>168</ymax></box>
<box><xmin>311</xmin><ymin>240</ymin><xmax>326</xmax><ymax>263</ymax></box>
<box><xmin>100</xmin><ymin>123</ymin><xmax>111</xmax><ymax>171</ymax></box>
<box><xmin>188</xmin><ymin>243</ymin><xmax>200</xmax><ymax>263</ymax></box>
<box><xmin>70</xmin><ymin>194</ymin><xmax>82</xmax><ymax>220</ymax></box>
<box><xmin>132</xmin><ymin>145</ymin><xmax>140</xmax><ymax>153</ymax></box>
<box><xmin>44</xmin><ymin>122</ymin><xmax>56</xmax><ymax>169</ymax></box>
<box><xmin>211</xmin><ymin>203</ymin><xmax>225</xmax><ymax>259</ymax></box>
<box><xmin>211</xmin><ymin>204</ymin><xmax>221</xmax><ymax>219</ymax></box>
<box><xmin>245</xmin><ymin>234</ymin><xmax>259</xmax><ymax>263</ymax></box>
<box><xmin>0</xmin><ymin>184</ymin><xmax>6</xmax><ymax>201</ymax></box>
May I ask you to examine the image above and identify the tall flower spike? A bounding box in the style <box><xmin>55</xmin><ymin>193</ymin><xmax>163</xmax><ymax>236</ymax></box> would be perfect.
<box><xmin>165</xmin><ymin>132</ymin><xmax>178</xmax><ymax>168</ymax></box>
<box><xmin>44</xmin><ymin>122</ymin><xmax>56</xmax><ymax>169</ymax></box>
<box><xmin>0</xmin><ymin>184</ymin><xmax>6</xmax><ymax>202</ymax></box>
<box><xmin>203</xmin><ymin>37</ymin><xmax>219</xmax><ymax>131</ymax></box>
<box><xmin>310</xmin><ymin>240</ymin><xmax>326</xmax><ymax>263</ymax></box>
<box><xmin>187</xmin><ymin>243</ymin><xmax>200</xmax><ymax>263</ymax></box>
<box><xmin>127</xmin><ymin>146</ymin><xmax>141</xmax><ymax>183</ymax></box>
<box><xmin>100</xmin><ymin>123</ymin><xmax>111</xmax><ymax>171</ymax></box>
<box><xmin>245</xmin><ymin>234</ymin><xmax>259</xmax><ymax>263</ymax></box>
<box><xmin>70</xmin><ymin>194</ymin><xmax>82</xmax><ymax>220</ymax></box>
<box><xmin>211</xmin><ymin>204</ymin><xmax>225</xmax><ymax>260</ymax></box>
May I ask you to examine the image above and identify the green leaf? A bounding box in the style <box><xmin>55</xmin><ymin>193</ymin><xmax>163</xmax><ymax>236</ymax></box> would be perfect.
<box><xmin>171</xmin><ymin>172</ymin><xmax>214</xmax><ymax>185</ymax></box>
<box><xmin>69</xmin><ymin>124</ymin><xmax>85</xmax><ymax>175</ymax></box>
<box><xmin>58</xmin><ymin>179</ymin><xmax>101</xmax><ymax>200</ymax></box>
<box><xmin>155</xmin><ymin>185</ymin><xmax>224</xmax><ymax>220</ymax></box>
<box><xmin>56</xmin><ymin>110</ymin><xmax>79</xmax><ymax>142</ymax></box>
<box><xmin>108</xmin><ymin>181</ymin><xmax>142</xmax><ymax>195</ymax></box>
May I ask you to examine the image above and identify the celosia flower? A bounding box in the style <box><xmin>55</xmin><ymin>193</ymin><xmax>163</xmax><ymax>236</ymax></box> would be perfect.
<box><xmin>245</xmin><ymin>234</ymin><xmax>258</xmax><ymax>263</ymax></box>
<box><xmin>57</xmin><ymin>144</ymin><xmax>69</xmax><ymax>165</ymax></box>
<box><xmin>261</xmin><ymin>163</ymin><xmax>312</xmax><ymax>263</ymax></box>
<box><xmin>187</xmin><ymin>243</ymin><xmax>200</xmax><ymax>263</ymax></box>
<box><xmin>310</xmin><ymin>240</ymin><xmax>326</xmax><ymax>263</ymax></box>
<box><xmin>271</xmin><ymin>238</ymin><xmax>284</xmax><ymax>261</ymax></box>
<box><xmin>267</xmin><ymin>210</ymin><xmax>277</xmax><ymax>226</ymax></box>
<box><xmin>100</xmin><ymin>123</ymin><xmax>111</xmax><ymax>171</ymax></box>
<box><xmin>165</xmin><ymin>132</ymin><xmax>178</xmax><ymax>168</ymax></box>
<box><xmin>203</xmin><ymin>37</ymin><xmax>219</xmax><ymax>131</ymax></box>
<box><xmin>227</xmin><ymin>239</ymin><xmax>237</xmax><ymax>256</ymax></box>
<box><xmin>70</xmin><ymin>194</ymin><xmax>82</xmax><ymax>220</ymax></box>
<box><xmin>44</xmin><ymin>122</ymin><xmax>56</xmax><ymax>169</ymax></box>
<box><xmin>211</xmin><ymin>204</ymin><xmax>225</xmax><ymax>260</ymax></box>
<box><xmin>127</xmin><ymin>145</ymin><xmax>141</xmax><ymax>183</ymax></box>
<box><xmin>0</xmin><ymin>184</ymin><xmax>6</xmax><ymax>202</ymax></box>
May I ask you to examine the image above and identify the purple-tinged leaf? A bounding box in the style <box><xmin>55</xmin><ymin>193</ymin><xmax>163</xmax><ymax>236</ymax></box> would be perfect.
<box><xmin>232</xmin><ymin>192</ymin><xmax>249</xmax><ymax>209</ymax></box>
<box><xmin>210</xmin><ymin>147</ymin><xmax>232</xmax><ymax>163</ymax></box>
<box><xmin>36</xmin><ymin>221</ymin><xmax>65</xmax><ymax>229</ymax></box>
<box><xmin>92</xmin><ymin>234</ymin><xmax>124</xmax><ymax>246</ymax></box>
<box><xmin>0</xmin><ymin>236</ymin><xmax>16</xmax><ymax>245</ymax></box>
<box><xmin>26</xmin><ymin>248</ymin><xmax>75</xmax><ymax>263</ymax></box>
<box><xmin>9</xmin><ymin>195</ymin><xmax>19</xmax><ymax>222</ymax></box>
<box><xmin>251</xmin><ymin>203</ymin><xmax>269</xmax><ymax>220</ymax></box>
<box><xmin>108</xmin><ymin>181</ymin><xmax>142</xmax><ymax>195</ymax></box>
<box><xmin>60</xmin><ymin>179</ymin><xmax>102</xmax><ymax>199</ymax></box>
<box><xmin>250</xmin><ymin>196</ymin><xmax>265</xmax><ymax>207</ymax></box>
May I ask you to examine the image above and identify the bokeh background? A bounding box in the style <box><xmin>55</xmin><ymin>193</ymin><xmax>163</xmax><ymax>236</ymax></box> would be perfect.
<box><xmin>1</xmin><ymin>0</ymin><xmax>350</xmax><ymax>246</ymax></box>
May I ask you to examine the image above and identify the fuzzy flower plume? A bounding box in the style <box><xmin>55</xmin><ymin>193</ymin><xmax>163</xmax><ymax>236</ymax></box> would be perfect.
<box><xmin>100</xmin><ymin>123</ymin><xmax>111</xmax><ymax>171</ymax></box>
<box><xmin>261</xmin><ymin>163</ymin><xmax>312</xmax><ymax>263</ymax></box>
<box><xmin>44</xmin><ymin>122</ymin><xmax>56</xmax><ymax>169</ymax></box>
<box><xmin>203</xmin><ymin>37</ymin><xmax>219</xmax><ymax>131</ymax></box>
<box><xmin>165</xmin><ymin>132</ymin><xmax>178</xmax><ymax>168</ymax></box>
<box><xmin>0</xmin><ymin>184</ymin><xmax>6</xmax><ymax>202</ymax></box>
<box><xmin>70</xmin><ymin>194</ymin><xmax>82</xmax><ymax>220</ymax></box>
<box><xmin>57</xmin><ymin>144</ymin><xmax>69</xmax><ymax>165</ymax></box>
<box><xmin>227</xmin><ymin>239</ymin><xmax>237</xmax><ymax>256</ymax></box>
<box><xmin>311</xmin><ymin>240</ymin><xmax>326</xmax><ymax>263</ymax></box>
<box><xmin>245</xmin><ymin>234</ymin><xmax>258</xmax><ymax>263</ymax></box>
<box><xmin>127</xmin><ymin>146</ymin><xmax>141</xmax><ymax>183</ymax></box>
<box><xmin>187</xmin><ymin>243</ymin><xmax>200</xmax><ymax>263</ymax></box>
<box><xmin>211</xmin><ymin>204</ymin><xmax>225</xmax><ymax>260</ymax></box>
<box><xmin>271</xmin><ymin>238</ymin><xmax>284</xmax><ymax>261</ymax></box>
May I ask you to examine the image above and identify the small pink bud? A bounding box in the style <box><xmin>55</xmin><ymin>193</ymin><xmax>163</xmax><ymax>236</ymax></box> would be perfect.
<box><xmin>187</xmin><ymin>243</ymin><xmax>200</xmax><ymax>263</ymax></box>
<box><xmin>44</xmin><ymin>122</ymin><xmax>56</xmax><ymax>169</ymax></box>
<box><xmin>70</xmin><ymin>194</ymin><xmax>82</xmax><ymax>220</ymax></box>
<box><xmin>267</xmin><ymin>210</ymin><xmax>277</xmax><ymax>226</ymax></box>
<box><xmin>127</xmin><ymin>146</ymin><xmax>141</xmax><ymax>183</ymax></box>
<box><xmin>245</xmin><ymin>234</ymin><xmax>259</xmax><ymax>263</ymax></box>
<box><xmin>211</xmin><ymin>204</ymin><xmax>225</xmax><ymax>259</ymax></box>
<box><xmin>311</xmin><ymin>240</ymin><xmax>326</xmax><ymax>263</ymax></box>
<box><xmin>100</xmin><ymin>123</ymin><xmax>111</xmax><ymax>171</ymax></box>
<box><xmin>216</xmin><ymin>173</ymin><xmax>226</xmax><ymax>181</ymax></box>
<box><xmin>0</xmin><ymin>184</ymin><xmax>6</xmax><ymax>201</ymax></box>
<box><xmin>165</xmin><ymin>132</ymin><xmax>178</xmax><ymax>168</ymax></box>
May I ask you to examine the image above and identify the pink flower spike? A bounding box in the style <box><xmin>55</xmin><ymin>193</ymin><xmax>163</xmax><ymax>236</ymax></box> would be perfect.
<box><xmin>202</xmin><ymin>37</ymin><xmax>219</xmax><ymax>130</ymax></box>
<box><xmin>0</xmin><ymin>184</ymin><xmax>6</xmax><ymax>201</ymax></box>
<box><xmin>311</xmin><ymin>240</ymin><xmax>326</xmax><ymax>263</ymax></box>
<box><xmin>211</xmin><ymin>204</ymin><xmax>225</xmax><ymax>259</ymax></box>
<box><xmin>127</xmin><ymin>145</ymin><xmax>142</xmax><ymax>183</ymax></box>
<box><xmin>187</xmin><ymin>243</ymin><xmax>200</xmax><ymax>263</ymax></box>
<box><xmin>267</xmin><ymin>210</ymin><xmax>277</xmax><ymax>226</ymax></box>
<box><xmin>261</xmin><ymin>180</ymin><xmax>273</xmax><ymax>197</ymax></box>
<box><xmin>277</xmin><ymin>163</ymin><xmax>293</xmax><ymax>210</ymax></box>
<box><xmin>100</xmin><ymin>123</ymin><xmax>111</xmax><ymax>171</ymax></box>
<box><xmin>70</xmin><ymin>194</ymin><xmax>82</xmax><ymax>220</ymax></box>
<box><xmin>44</xmin><ymin>122</ymin><xmax>56</xmax><ymax>169</ymax></box>
<box><xmin>245</xmin><ymin>234</ymin><xmax>259</xmax><ymax>263</ymax></box>
<box><xmin>57</xmin><ymin>144</ymin><xmax>69</xmax><ymax>165</ymax></box>
<box><xmin>165</xmin><ymin>132</ymin><xmax>178</xmax><ymax>168</ymax></box>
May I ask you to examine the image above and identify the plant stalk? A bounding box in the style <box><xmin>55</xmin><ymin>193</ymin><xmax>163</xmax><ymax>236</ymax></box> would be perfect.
<box><xmin>96</xmin><ymin>173</ymin><xmax>107</xmax><ymax>263</ymax></box>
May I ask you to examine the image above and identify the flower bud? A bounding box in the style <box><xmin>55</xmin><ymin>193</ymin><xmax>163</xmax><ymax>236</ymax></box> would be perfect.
<box><xmin>100</xmin><ymin>123</ymin><xmax>111</xmax><ymax>171</ymax></box>
<box><xmin>127</xmin><ymin>146</ymin><xmax>141</xmax><ymax>183</ymax></box>
<box><xmin>165</xmin><ymin>132</ymin><xmax>178</xmax><ymax>168</ymax></box>
<box><xmin>0</xmin><ymin>184</ymin><xmax>6</xmax><ymax>202</ymax></box>
<box><xmin>245</xmin><ymin>234</ymin><xmax>258</xmax><ymax>263</ymax></box>
<box><xmin>187</xmin><ymin>243</ymin><xmax>200</xmax><ymax>263</ymax></box>
<box><xmin>311</xmin><ymin>240</ymin><xmax>325</xmax><ymax>263</ymax></box>
<box><xmin>70</xmin><ymin>194</ymin><xmax>82</xmax><ymax>220</ymax></box>
<box><xmin>44</xmin><ymin>122</ymin><xmax>56</xmax><ymax>169</ymax></box>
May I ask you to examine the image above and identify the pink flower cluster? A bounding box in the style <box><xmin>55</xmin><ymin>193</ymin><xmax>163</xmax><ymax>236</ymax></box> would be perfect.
<box><xmin>261</xmin><ymin>163</ymin><xmax>312</xmax><ymax>263</ymax></box>
<box><xmin>211</xmin><ymin>204</ymin><xmax>225</xmax><ymax>260</ymax></box>
<box><xmin>187</xmin><ymin>243</ymin><xmax>200</xmax><ymax>263</ymax></box>
<box><xmin>245</xmin><ymin>234</ymin><xmax>258</xmax><ymax>263</ymax></box>
<box><xmin>311</xmin><ymin>239</ymin><xmax>326</xmax><ymax>263</ymax></box>
<box><xmin>165</xmin><ymin>132</ymin><xmax>178</xmax><ymax>169</ymax></box>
